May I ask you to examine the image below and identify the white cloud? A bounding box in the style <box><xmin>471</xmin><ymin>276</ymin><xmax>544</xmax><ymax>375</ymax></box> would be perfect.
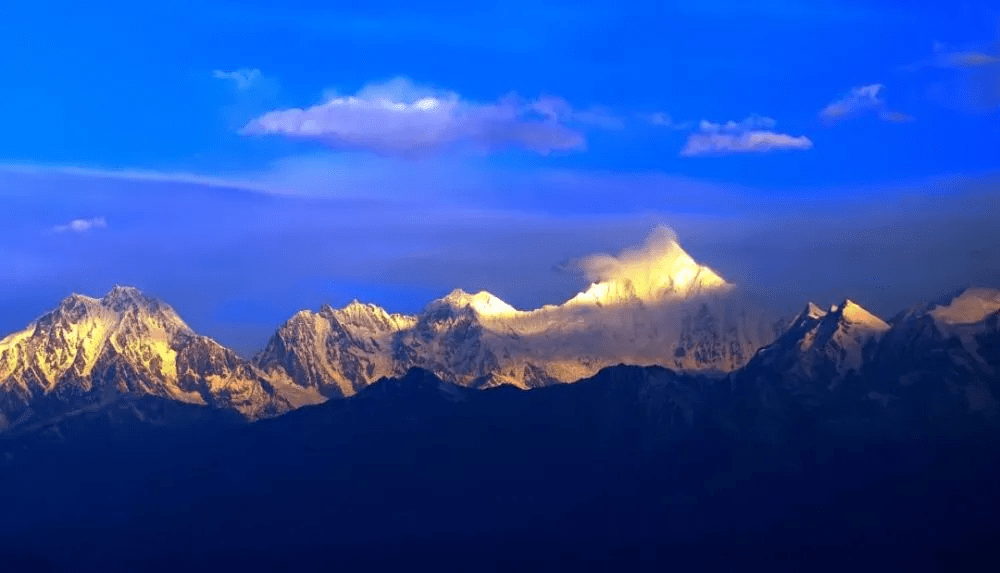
<box><xmin>680</xmin><ymin>115</ymin><xmax>812</xmax><ymax>156</ymax></box>
<box><xmin>53</xmin><ymin>217</ymin><xmax>107</xmax><ymax>233</ymax></box>
<box><xmin>241</xmin><ymin>77</ymin><xmax>587</xmax><ymax>156</ymax></box>
<box><xmin>681</xmin><ymin>132</ymin><xmax>813</xmax><ymax>156</ymax></box>
<box><xmin>819</xmin><ymin>84</ymin><xmax>913</xmax><ymax>124</ymax></box>
<box><xmin>213</xmin><ymin>68</ymin><xmax>262</xmax><ymax>91</ymax></box>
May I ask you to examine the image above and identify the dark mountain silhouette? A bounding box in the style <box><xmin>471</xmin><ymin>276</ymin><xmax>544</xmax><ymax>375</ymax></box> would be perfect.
<box><xmin>2</xmin><ymin>286</ymin><xmax>1000</xmax><ymax>571</ymax></box>
<box><xmin>1</xmin><ymin>362</ymin><xmax>998</xmax><ymax>572</ymax></box>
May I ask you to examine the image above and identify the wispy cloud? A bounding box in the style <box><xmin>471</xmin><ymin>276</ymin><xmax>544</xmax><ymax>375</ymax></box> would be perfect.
<box><xmin>904</xmin><ymin>41</ymin><xmax>1000</xmax><ymax>70</ymax></box>
<box><xmin>819</xmin><ymin>84</ymin><xmax>913</xmax><ymax>124</ymax></box>
<box><xmin>643</xmin><ymin>112</ymin><xmax>694</xmax><ymax>130</ymax></box>
<box><xmin>1</xmin><ymin>163</ymin><xmax>276</xmax><ymax>194</ymax></box>
<box><xmin>241</xmin><ymin>77</ymin><xmax>588</xmax><ymax>157</ymax></box>
<box><xmin>566</xmin><ymin>225</ymin><xmax>724</xmax><ymax>289</ymax></box>
<box><xmin>53</xmin><ymin>217</ymin><xmax>107</xmax><ymax>233</ymax></box>
<box><xmin>212</xmin><ymin>68</ymin><xmax>282</xmax><ymax>130</ymax></box>
<box><xmin>213</xmin><ymin>68</ymin><xmax>263</xmax><ymax>91</ymax></box>
<box><xmin>530</xmin><ymin>97</ymin><xmax>624</xmax><ymax>129</ymax></box>
<box><xmin>680</xmin><ymin>115</ymin><xmax>812</xmax><ymax>156</ymax></box>
<box><xmin>698</xmin><ymin>115</ymin><xmax>777</xmax><ymax>132</ymax></box>
<box><xmin>934</xmin><ymin>51</ymin><xmax>1000</xmax><ymax>68</ymax></box>
<box><xmin>906</xmin><ymin>39</ymin><xmax>1000</xmax><ymax>114</ymax></box>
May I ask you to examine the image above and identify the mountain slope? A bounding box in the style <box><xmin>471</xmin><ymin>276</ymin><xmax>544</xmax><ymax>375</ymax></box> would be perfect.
<box><xmin>734</xmin><ymin>288</ymin><xmax>1000</xmax><ymax>435</ymax></box>
<box><xmin>255</xmin><ymin>301</ymin><xmax>416</xmax><ymax>398</ymax></box>
<box><xmin>255</xmin><ymin>236</ymin><xmax>780</xmax><ymax>396</ymax></box>
<box><xmin>2</xmin><ymin>366</ymin><xmax>998</xmax><ymax>572</ymax></box>
<box><xmin>0</xmin><ymin>286</ymin><xmax>306</xmax><ymax>432</ymax></box>
<box><xmin>865</xmin><ymin>286</ymin><xmax>1000</xmax><ymax>422</ymax></box>
<box><xmin>746</xmin><ymin>300</ymin><xmax>889</xmax><ymax>386</ymax></box>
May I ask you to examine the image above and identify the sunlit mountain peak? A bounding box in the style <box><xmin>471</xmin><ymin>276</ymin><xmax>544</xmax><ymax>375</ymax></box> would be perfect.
<box><xmin>439</xmin><ymin>288</ymin><xmax>520</xmax><ymax>317</ymax></box>
<box><xmin>566</xmin><ymin>227</ymin><xmax>731</xmax><ymax>307</ymax></box>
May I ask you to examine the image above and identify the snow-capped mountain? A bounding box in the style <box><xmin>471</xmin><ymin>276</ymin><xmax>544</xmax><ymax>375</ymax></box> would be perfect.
<box><xmin>735</xmin><ymin>288</ymin><xmax>1000</xmax><ymax>428</ymax></box>
<box><xmin>733</xmin><ymin>298</ymin><xmax>891</xmax><ymax>423</ymax></box>
<box><xmin>866</xmin><ymin>287</ymin><xmax>1000</xmax><ymax>417</ymax></box>
<box><xmin>255</xmin><ymin>301</ymin><xmax>417</xmax><ymax>398</ymax></box>
<box><xmin>255</xmin><ymin>237</ymin><xmax>781</xmax><ymax>396</ymax></box>
<box><xmin>562</xmin><ymin>235</ymin><xmax>731</xmax><ymax>306</ymax></box>
<box><xmin>749</xmin><ymin>300</ymin><xmax>889</xmax><ymax>382</ymax></box>
<box><xmin>0</xmin><ymin>286</ymin><xmax>316</xmax><ymax>433</ymax></box>
<box><xmin>4</xmin><ymin>271</ymin><xmax>997</xmax><ymax>438</ymax></box>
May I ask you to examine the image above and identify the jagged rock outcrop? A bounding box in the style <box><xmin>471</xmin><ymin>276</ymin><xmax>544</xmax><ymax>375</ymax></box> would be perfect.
<box><xmin>255</xmin><ymin>301</ymin><xmax>415</xmax><ymax>398</ymax></box>
<box><xmin>255</xmin><ymin>237</ymin><xmax>780</xmax><ymax>396</ymax></box>
<box><xmin>865</xmin><ymin>287</ymin><xmax>1000</xmax><ymax>422</ymax></box>
<box><xmin>732</xmin><ymin>288</ymin><xmax>1000</xmax><ymax>435</ymax></box>
<box><xmin>0</xmin><ymin>286</ymin><xmax>311</xmax><ymax>433</ymax></box>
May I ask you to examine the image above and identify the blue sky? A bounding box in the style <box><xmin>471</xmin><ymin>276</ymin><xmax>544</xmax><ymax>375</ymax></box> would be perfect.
<box><xmin>1</xmin><ymin>0</ymin><xmax>999</xmax><ymax>354</ymax></box>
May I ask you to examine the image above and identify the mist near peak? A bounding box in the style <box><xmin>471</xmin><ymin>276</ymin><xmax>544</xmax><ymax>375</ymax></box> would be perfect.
<box><xmin>565</xmin><ymin>225</ymin><xmax>731</xmax><ymax>304</ymax></box>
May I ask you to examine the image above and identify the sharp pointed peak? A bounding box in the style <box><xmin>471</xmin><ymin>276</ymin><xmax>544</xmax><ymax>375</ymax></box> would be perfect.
<box><xmin>441</xmin><ymin>288</ymin><xmax>477</xmax><ymax>302</ymax></box>
<box><xmin>50</xmin><ymin>287</ymin><xmax>154</xmax><ymax>313</ymax></box>
<box><xmin>801</xmin><ymin>301</ymin><xmax>827</xmax><ymax>319</ymax></box>
<box><xmin>332</xmin><ymin>300</ymin><xmax>394</xmax><ymax>320</ymax></box>
<box><xmin>97</xmin><ymin>285</ymin><xmax>176</xmax><ymax>316</ymax></box>
<box><xmin>834</xmin><ymin>298</ymin><xmax>855</xmax><ymax>310</ymax></box>
<box><xmin>105</xmin><ymin>284</ymin><xmax>144</xmax><ymax>297</ymax></box>
<box><xmin>441</xmin><ymin>288</ymin><xmax>499</xmax><ymax>299</ymax></box>
<box><xmin>28</xmin><ymin>285</ymin><xmax>190</xmax><ymax>339</ymax></box>
<box><xmin>835</xmin><ymin>298</ymin><xmax>865</xmax><ymax>313</ymax></box>
<box><xmin>319</xmin><ymin>299</ymin><xmax>389</xmax><ymax>315</ymax></box>
<box><xmin>102</xmin><ymin>284</ymin><xmax>147</xmax><ymax>304</ymax></box>
<box><xmin>831</xmin><ymin>299</ymin><xmax>889</xmax><ymax>331</ymax></box>
<box><xmin>436</xmin><ymin>289</ymin><xmax>517</xmax><ymax>316</ymax></box>
<box><xmin>342</xmin><ymin>299</ymin><xmax>381</xmax><ymax>311</ymax></box>
<box><xmin>565</xmin><ymin>249</ymin><xmax>731</xmax><ymax>307</ymax></box>
<box><xmin>59</xmin><ymin>292</ymin><xmax>100</xmax><ymax>305</ymax></box>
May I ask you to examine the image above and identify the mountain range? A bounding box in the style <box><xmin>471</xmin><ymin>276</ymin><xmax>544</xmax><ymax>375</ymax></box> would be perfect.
<box><xmin>1</xmin><ymin>237</ymin><xmax>998</xmax><ymax>437</ymax></box>
<box><xmin>2</xmin><ymin>358</ymin><xmax>998</xmax><ymax>571</ymax></box>
<box><xmin>0</xmin><ymin>239</ymin><xmax>779</xmax><ymax>432</ymax></box>
<box><xmin>253</xmin><ymin>235</ymin><xmax>779</xmax><ymax>396</ymax></box>
<box><xmin>2</xmin><ymin>238</ymin><xmax>1000</xmax><ymax>571</ymax></box>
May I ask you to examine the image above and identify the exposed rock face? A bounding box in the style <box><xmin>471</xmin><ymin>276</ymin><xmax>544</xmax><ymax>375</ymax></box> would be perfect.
<box><xmin>254</xmin><ymin>238</ymin><xmax>780</xmax><ymax>396</ymax></box>
<box><xmin>0</xmin><ymin>286</ymin><xmax>309</xmax><ymax>433</ymax></box>
<box><xmin>5</xmin><ymin>273</ymin><xmax>998</xmax><ymax>443</ymax></box>
<box><xmin>865</xmin><ymin>287</ymin><xmax>1000</xmax><ymax>421</ymax></box>
<box><xmin>254</xmin><ymin>301</ymin><xmax>416</xmax><ymax>398</ymax></box>
<box><xmin>733</xmin><ymin>288</ymin><xmax>1000</xmax><ymax>435</ymax></box>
